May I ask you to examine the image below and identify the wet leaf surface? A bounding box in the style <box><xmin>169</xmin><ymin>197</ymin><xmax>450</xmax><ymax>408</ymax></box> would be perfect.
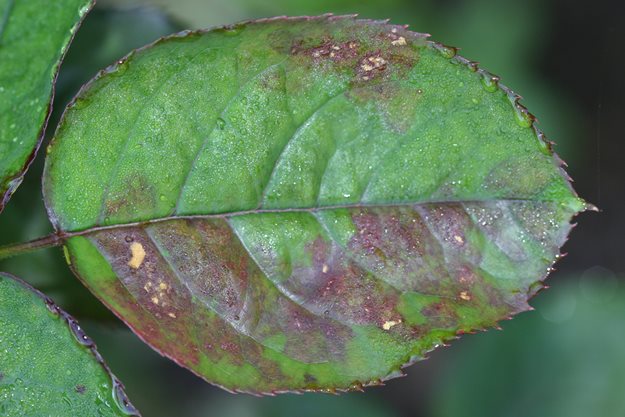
<box><xmin>0</xmin><ymin>272</ymin><xmax>138</xmax><ymax>416</ymax></box>
<box><xmin>44</xmin><ymin>16</ymin><xmax>585</xmax><ymax>393</ymax></box>
<box><xmin>0</xmin><ymin>0</ymin><xmax>93</xmax><ymax>212</ymax></box>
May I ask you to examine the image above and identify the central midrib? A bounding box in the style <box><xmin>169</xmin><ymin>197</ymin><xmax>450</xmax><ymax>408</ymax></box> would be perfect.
<box><xmin>58</xmin><ymin>197</ymin><xmax>572</xmax><ymax>237</ymax></box>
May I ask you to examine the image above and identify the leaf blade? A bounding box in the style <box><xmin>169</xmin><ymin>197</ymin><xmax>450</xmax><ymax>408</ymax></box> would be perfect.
<box><xmin>0</xmin><ymin>272</ymin><xmax>138</xmax><ymax>415</ymax></box>
<box><xmin>0</xmin><ymin>0</ymin><xmax>93</xmax><ymax>212</ymax></box>
<box><xmin>44</xmin><ymin>16</ymin><xmax>586</xmax><ymax>393</ymax></box>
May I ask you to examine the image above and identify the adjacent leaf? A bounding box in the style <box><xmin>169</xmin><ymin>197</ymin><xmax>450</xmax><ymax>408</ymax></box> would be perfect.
<box><xmin>0</xmin><ymin>0</ymin><xmax>93</xmax><ymax>211</ymax></box>
<box><xmin>0</xmin><ymin>272</ymin><xmax>138</xmax><ymax>416</ymax></box>
<box><xmin>43</xmin><ymin>16</ymin><xmax>586</xmax><ymax>393</ymax></box>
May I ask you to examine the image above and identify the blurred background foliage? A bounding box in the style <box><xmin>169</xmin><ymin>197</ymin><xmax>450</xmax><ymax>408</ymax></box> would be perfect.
<box><xmin>0</xmin><ymin>0</ymin><xmax>622</xmax><ymax>416</ymax></box>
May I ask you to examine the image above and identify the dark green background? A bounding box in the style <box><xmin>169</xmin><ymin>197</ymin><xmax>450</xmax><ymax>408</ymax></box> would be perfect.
<box><xmin>1</xmin><ymin>0</ymin><xmax>621</xmax><ymax>415</ymax></box>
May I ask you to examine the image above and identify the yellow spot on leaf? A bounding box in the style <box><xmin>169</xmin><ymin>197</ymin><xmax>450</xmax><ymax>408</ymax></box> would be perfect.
<box><xmin>322</xmin><ymin>264</ymin><xmax>329</xmax><ymax>273</ymax></box>
<box><xmin>454</xmin><ymin>235</ymin><xmax>464</xmax><ymax>244</ymax></box>
<box><xmin>128</xmin><ymin>242</ymin><xmax>146</xmax><ymax>269</ymax></box>
<box><xmin>459</xmin><ymin>291</ymin><xmax>471</xmax><ymax>301</ymax></box>
<box><xmin>159</xmin><ymin>282</ymin><xmax>168</xmax><ymax>290</ymax></box>
<box><xmin>382</xmin><ymin>320</ymin><xmax>401</xmax><ymax>330</ymax></box>
<box><xmin>391</xmin><ymin>36</ymin><xmax>407</xmax><ymax>46</ymax></box>
<box><xmin>168</xmin><ymin>312</ymin><xmax>177</xmax><ymax>319</ymax></box>
<box><xmin>151</xmin><ymin>296</ymin><xmax>159</xmax><ymax>305</ymax></box>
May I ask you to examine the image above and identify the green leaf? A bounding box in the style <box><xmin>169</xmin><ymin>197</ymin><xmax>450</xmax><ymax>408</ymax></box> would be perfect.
<box><xmin>43</xmin><ymin>16</ymin><xmax>586</xmax><ymax>393</ymax></box>
<box><xmin>0</xmin><ymin>272</ymin><xmax>138</xmax><ymax>416</ymax></box>
<box><xmin>0</xmin><ymin>0</ymin><xmax>93</xmax><ymax>212</ymax></box>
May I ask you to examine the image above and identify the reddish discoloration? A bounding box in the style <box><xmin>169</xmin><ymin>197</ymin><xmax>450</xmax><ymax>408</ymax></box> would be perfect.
<box><xmin>102</xmin><ymin>174</ymin><xmax>157</xmax><ymax>224</ymax></box>
<box><xmin>414</xmin><ymin>204</ymin><xmax>481</xmax><ymax>265</ymax></box>
<box><xmin>255</xmin><ymin>285</ymin><xmax>352</xmax><ymax>363</ymax></box>
<box><xmin>421</xmin><ymin>300</ymin><xmax>460</xmax><ymax>330</ymax></box>
<box><xmin>67</xmin><ymin>196</ymin><xmax>568</xmax><ymax>393</ymax></box>
<box><xmin>148</xmin><ymin>219</ymin><xmax>249</xmax><ymax>323</ymax></box>
<box><xmin>346</xmin><ymin>207</ymin><xmax>449</xmax><ymax>294</ymax></box>
<box><xmin>90</xmin><ymin>229</ymin><xmax>200</xmax><ymax>366</ymax></box>
<box><xmin>266</xmin><ymin>233</ymin><xmax>402</xmax><ymax>328</ymax></box>
<box><xmin>91</xmin><ymin>219</ymin><xmax>358</xmax><ymax>368</ymax></box>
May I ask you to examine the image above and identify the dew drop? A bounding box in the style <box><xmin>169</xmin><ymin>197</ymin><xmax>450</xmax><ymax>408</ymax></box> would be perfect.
<box><xmin>480</xmin><ymin>71</ymin><xmax>499</xmax><ymax>92</ymax></box>
<box><xmin>434</xmin><ymin>44</ymin><xmax>457</xmax><ymax>59</ymax></box>
<box><xmin>112</xmin><ymin>378</ymin><xmax>139</xmax><ymax>415</ymax></box>
<box><xmin>507</xmin><ymin>96</ymin><xmax>533</xmax><ymax>128</ymax></box>
<box><xmin>533</xmin><ymin>128</ymin><xmax>552</xmax><ymax>155</ymax></box>
<box><xmin>514</xmin><ymin>106</ymin><xmax>533</xmax><ymax>128</ymax></box>
<box><xmin>113</xmin><ymin>59</ymin><xmax>130</xmax><ymax>76</ymax></box>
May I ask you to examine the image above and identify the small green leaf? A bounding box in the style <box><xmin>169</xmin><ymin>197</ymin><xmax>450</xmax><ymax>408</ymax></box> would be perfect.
<box><xmin>0</xmin><ymin>272</ymin><xmax>138</xmax><ymax>416</ymax></box>
<box><xmin>0</xmin><ymin>0</ymin><xmax>93</xmax><ymax>212</ymax></box>
<box><xmin>44</xmin><ymin>16</ymin><xmax>586</xmax><ymax>393</ymax></box>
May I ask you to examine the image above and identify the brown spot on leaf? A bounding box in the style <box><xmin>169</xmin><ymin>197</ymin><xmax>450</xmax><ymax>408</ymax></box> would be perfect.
<box><xmin>290</xmin><ymin>38</ymin><xmax>360</xmax><ymax>62</ymax></box>
<box><xmin>304</xmin><ymin>373</ymin><xmax>318</xmax><ymax>384</ymax></box>
<box><xmin>75</xmin><ymin>384</ymin><xmax>86</xmax><ymax>394</ymax></box>
<box><xmin>356</xmin><ymin>52</ymin><xmax>387</xmax><ymax>80</ymax></box>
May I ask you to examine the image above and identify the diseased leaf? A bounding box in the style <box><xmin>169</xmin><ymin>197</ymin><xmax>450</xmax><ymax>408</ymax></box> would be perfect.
<box><xmin>0</xmin><ymin>0</ymin><xmax>93</xmax><ymax>211</ymax></box>
<box><xmin>43</xmin><ymin>16</ymin><xmax>586</xmax><ymax>393</ymax></box>
<box><xmin>0</xmin><ymin>272</ymin><xmax>138</xmax><ymax>416</ymax></box>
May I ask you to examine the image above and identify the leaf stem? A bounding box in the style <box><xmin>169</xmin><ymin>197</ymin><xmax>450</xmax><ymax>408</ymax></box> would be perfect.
<box><xmin>0</xmin><ymin>234</ymin><xmax>64</xmax><ymax>260</ymax></box>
